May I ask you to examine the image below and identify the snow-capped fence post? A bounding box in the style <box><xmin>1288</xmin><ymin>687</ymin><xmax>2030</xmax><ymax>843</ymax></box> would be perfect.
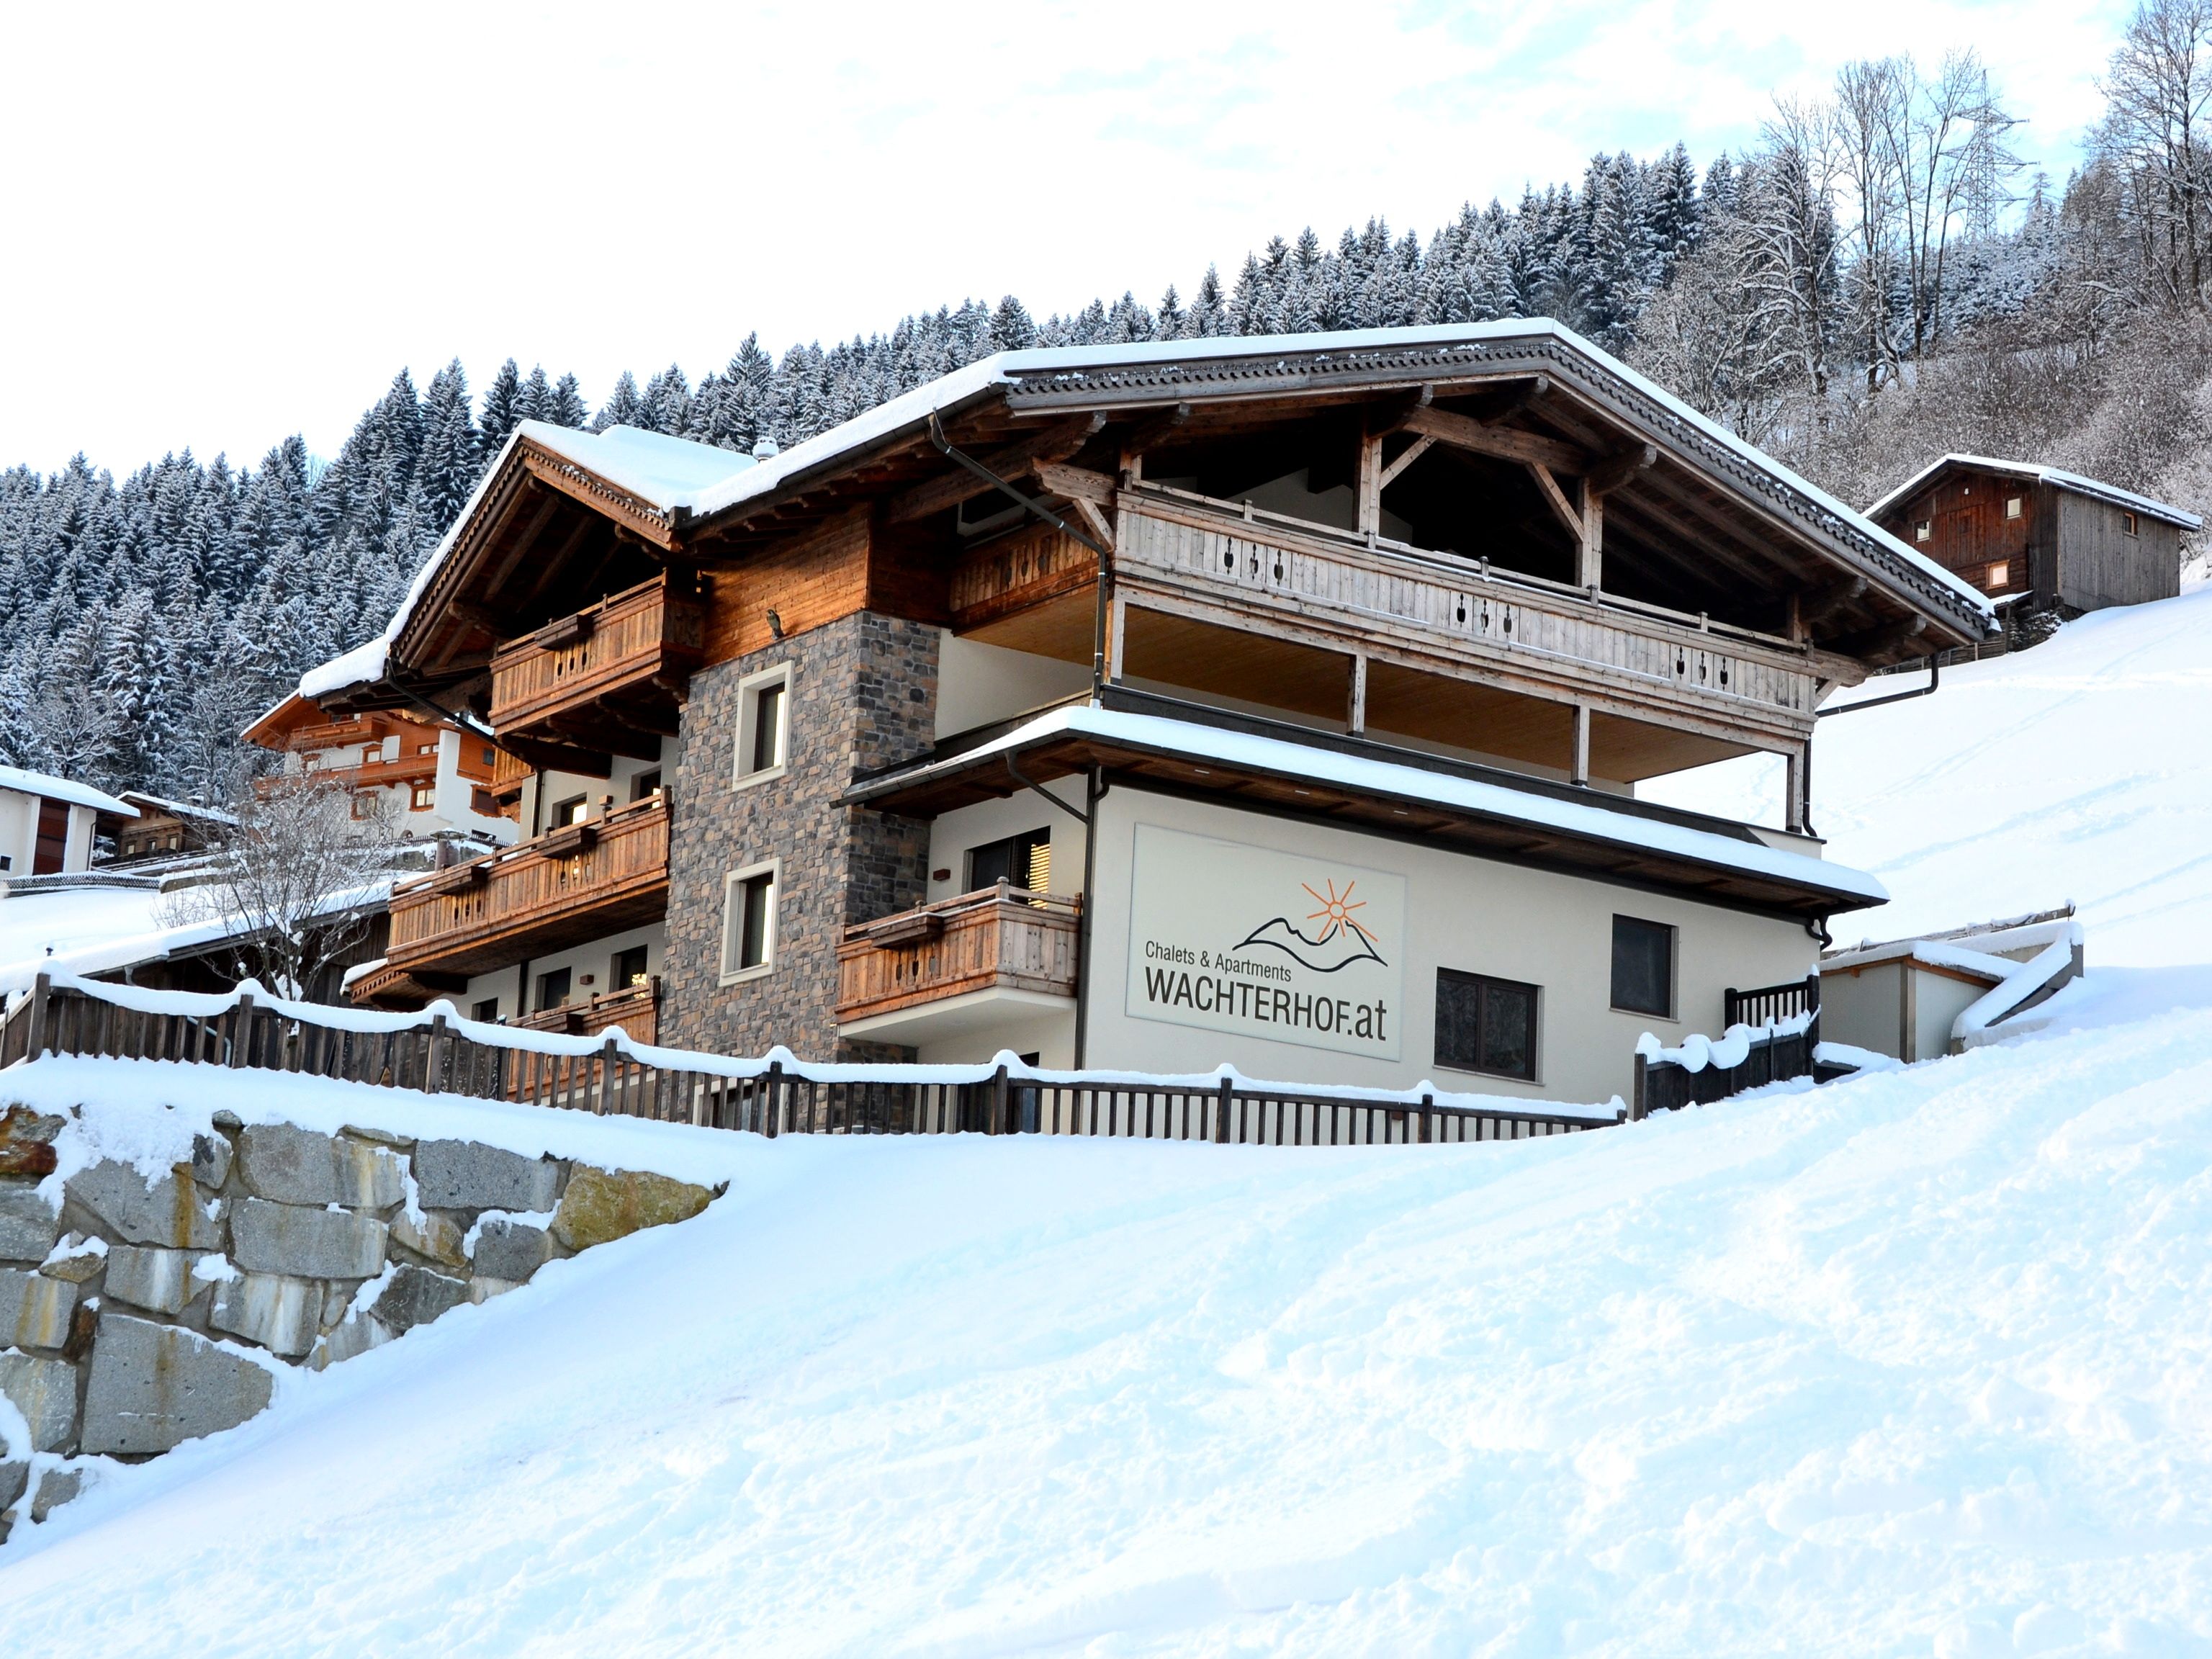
<box><xmin>1215</xmin><ymin>1076</ymin><xmax>1232</xmax><ymax>1144</ymax></box>
<box><xmin>24</xmin><ymin>971</ymin><xmax>52</xmax><ymax>1064</ymax></box>
<box><xmin>423</xmin><ymin>1012</ymin><xmax>449</xmax><ymax>1095</ymax></box>
<box><xmin>597</xmin><ymin>1035</ymin><xmax>621</xmax><ymax>1115</ymax></box>
<box><xmin>1629</xmin><ymin>1051</ymin><xmax>1649</xmax><ymax>1122</ymax></box>
<box><xmin>228</xmin><ymin>993</ymin><xmax>256</xmax><ymax>1069</ymax></box>
<box><xmin>990</xmin><ymin>1064</ymin><xmax>1010</xmax><ymax>1136</ymax></box>
<box><xmin>763</xmin><ymin>1059</ymin><xmax>783</xmax><ymax>1138</ymax></box>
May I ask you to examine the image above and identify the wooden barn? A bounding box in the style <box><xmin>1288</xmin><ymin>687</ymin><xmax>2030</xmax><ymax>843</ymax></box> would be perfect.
<box><xmin>1866</xmin><ymin>455</ymin><xmax>2199</xmax><ymax>637</ymax></box>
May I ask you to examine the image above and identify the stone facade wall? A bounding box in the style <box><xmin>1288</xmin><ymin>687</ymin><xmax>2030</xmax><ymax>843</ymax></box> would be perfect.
<box><xmin>0</xmin><ymin>1102</ymin><xmax>717</xmax><ymax>1540</ymax></box>
<box><xmin>661</xmin><ymin>611</ymin><xmax>938</xmax><ymax>1062</ymax></box>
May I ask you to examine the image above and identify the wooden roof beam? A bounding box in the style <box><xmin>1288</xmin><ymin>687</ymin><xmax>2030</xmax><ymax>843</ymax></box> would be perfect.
<box><xmin>1586</xmin><ymin>444</ymin><xmax>1658</xmax><ymax>497</ymax></box>
<box><xmin>1399</xmin><ymin>403</ymin><xmax>1586</xmax><ymax>475</ymax></box>
<box><xmin>882</xmin><ymin>413</ymin><xmax>1107</xmax><ymax>524</ymax></box>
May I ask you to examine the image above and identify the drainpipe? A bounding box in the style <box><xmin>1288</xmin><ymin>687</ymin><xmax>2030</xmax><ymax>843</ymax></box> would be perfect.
<box><xmin>1815</xmin><ymin>655</ymin><xmax>1940</xmax><ymax>719</ymax></box>
<box><xmin>1072</xmin><ymin>767</ymin><xmax>1111</xmax><ymax>1069</ymax></box>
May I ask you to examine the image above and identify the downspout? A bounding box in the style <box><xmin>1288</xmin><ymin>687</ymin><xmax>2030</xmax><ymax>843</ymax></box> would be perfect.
<box><xmin>1073</xmin><ymin>766</ymin><xmax>1110</xmax><ymax>1068</ymax></box>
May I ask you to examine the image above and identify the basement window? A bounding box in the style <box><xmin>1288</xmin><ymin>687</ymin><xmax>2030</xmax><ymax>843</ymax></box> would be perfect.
<box><xmin>734</xmin><ymin>664</ymin><xmax>791</xmax><ymax>787</ymax></box>
<box><xmin>1609</xmin><ymin>916</ymin><xmax>1676</xmax><ymax>1018</ymax></box>
<box><xmin>721</xmin><ymin>860</ymin><xmax>780</xmax><ymax>982</ymax></box>
<box><xmin>1434</xmin><ymin>968</ymin><xmax>1539</xmax><ymax>1082</ymax></box>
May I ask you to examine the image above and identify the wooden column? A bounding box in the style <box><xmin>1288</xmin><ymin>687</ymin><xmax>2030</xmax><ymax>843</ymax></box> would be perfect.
<box><xmin>1346</xmin><ymin>653</ymin><xmax>1369</xmax><ymax>735</ymax></box>
<box><xmin>1105</xmin><ymin>595</ymin><xmax>1128</xmax><ymax>683</ymax></box>
<box><xmin>1577</xmin><ymin>480</ymin><xmax>1604</xmax><ymax>590</ymax></box>
<box><xmin>1785</xmin><ymin>745</ymin><xmax>1809</xmax><ymax>834</ymax></box>
<box><xmin>1356</xmin><ymin>432</ymin><xmax>1385</xmax><ymax>539</ymax></box>
<box><xmin>1570</xmin><ymin>704</ymin><xmax>1591</xmax><ymax>786</ymax></box>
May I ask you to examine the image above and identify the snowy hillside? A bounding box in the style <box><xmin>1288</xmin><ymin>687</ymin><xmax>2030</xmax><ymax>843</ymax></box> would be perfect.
<box><xmin>1647</xmin><ymin>585</ymin><xmax>2212</xmax><ymax>963</ymax></box>
<box><xmin>4</xmin><ymin>1014</ymin><xmax>2210</xmax><ymax>1658</ymax></box>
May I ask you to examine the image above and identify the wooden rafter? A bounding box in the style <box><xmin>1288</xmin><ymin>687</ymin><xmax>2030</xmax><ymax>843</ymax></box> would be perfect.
<box><xmin>1398</xmin><ymin>403</ymin><xmax>1586</xmax><ymax>474</ymax></box>
<box><xmin>881</xmin><ymin>413</ymin><xmax>1106</xmax><ymax>525</ymax></box>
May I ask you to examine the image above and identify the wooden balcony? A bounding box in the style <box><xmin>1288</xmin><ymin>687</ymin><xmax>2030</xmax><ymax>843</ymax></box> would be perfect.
<box><xmin>513</xmin><ymin>978</ymin><xmax>660</xmax><ymax>1046</ymax></box>
<box><xmin>488</xmin><ymin>573</ymin><xmax>704</xmax><ymax>760</ymax></box>
<box><xmin>253</xmin><ymin>750</ymin><xmax>438</xmax><ymax>799</ymax></box>
<box><xmin>385</xmin><ymin>795</ymin><xmax>670</xmax><ymax>979</ymax></box>
<box><xmin>837</xmin><ymin>884</ymin><xmax>1081</xmax><ymax>1035</ymax></box>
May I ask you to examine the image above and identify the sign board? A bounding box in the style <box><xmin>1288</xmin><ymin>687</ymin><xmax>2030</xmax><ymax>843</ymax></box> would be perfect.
<box><xmin>1124</xmin><ymin>822</ymin><xmax>1406</xmax><ymax>1061</ymax></box>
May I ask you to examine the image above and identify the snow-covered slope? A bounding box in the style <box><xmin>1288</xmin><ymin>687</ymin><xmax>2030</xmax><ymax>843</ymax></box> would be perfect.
<box><xmin>4</xmin><ymin>1022</ymin><xmax>2209</xmax><ymax>1658</ymax></box>
<box><xmin>1645</xmin><ymin>585</ymin><xmax>2212</xmax><ymax>963</ymax></box>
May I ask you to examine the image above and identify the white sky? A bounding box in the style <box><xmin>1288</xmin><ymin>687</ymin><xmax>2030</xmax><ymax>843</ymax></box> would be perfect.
<box><xmin>0</xmin><ymin>0</ymin><xmax>2128</xmax><ymax>475</ymax></box>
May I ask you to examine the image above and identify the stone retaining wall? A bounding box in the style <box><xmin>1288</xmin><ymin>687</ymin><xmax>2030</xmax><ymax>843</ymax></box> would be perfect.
<box><xmin>0</xmin><ymin>1102</ymin><xmax>720</xmax><ymax>1540</ymax></box>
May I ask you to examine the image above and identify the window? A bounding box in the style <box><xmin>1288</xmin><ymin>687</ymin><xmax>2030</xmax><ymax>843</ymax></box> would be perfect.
<box><xmin>966</xmin><ymin>827</ymin><xmax>1051</xmax><ymax>893</ymax></box>
<box><xmin>2123</xmin><ymin>511</ymin><xmax>2141</xmax><ymax>536</ymax></box>
<box><xmin>409</xmin><ymin>781</ymin><xmax>436</xmax><ymax>811</ymax></box>
<box><xmin>630</xmin><ymin>769</ymin><xmax>662</xmax><ymax>803</ymax></box>
<box><xmin>481</xmin><ymin>746</ymin><xmax>498</xmax><ymax>767</ymax></box>
<box><xmin>1985</xmin><ymin>561</ymin><xmax>2010</xmax><ymax>590</ymax></box>
<box><xmin>1434</xmin><ymin>969</ymin><xmax>1539</xmax><ymax>1081</ymax></box>
<box><xmin>734</xmin><ymin>665</ymin><xmax>791</xmax><ymax>785</ymax></box>
<box><xmin>2005</xmin><ymin>495</ymin><xmax>2023</xmax><ymax>520</ymax></box>
<box><xmin>612</xmin><ymin>945</ymin><xmax>649</xmax><ymax>989</ymax></box>
<box><xmin>0</xmin><ymin>855</ymin><xmax>12</xmax><ymax>871</ymax></box>
<box><xmin>1609</xmin><ymin>916</ymin><xmax>1676</xmax><ymax>1017</ymax></box>
<box><xmin>535</xmin><ymin>967</ymin><xmax>572</xmax><ymax>1012</ymax></box>
<box><xmin>720</xmin><ymin>861</ymin><xmax>779</xmax><ymax>981</ymax></box>
<box><xmin>349</xmin><ymin>791</ymin><xmax>377</xmax><ymax>821</ymax></box>
<box><xmin>1915</xmin><ymin>520</ymin><xmax>1932</xmax><ymax>542</ymax></box>
<box><xmin>471</xmin><ymin>997</ymin><xmax>500</xmax><ymax>1024</ymax></box>
<box><xmin>416</xmin><ymin>742</ymin><xmax>436</xmax><ymax>756</ymax></box>
<box><xmin>550</xmin><ymin>794</ymin><xmax>588</xmax><ymax>827</ymax></box>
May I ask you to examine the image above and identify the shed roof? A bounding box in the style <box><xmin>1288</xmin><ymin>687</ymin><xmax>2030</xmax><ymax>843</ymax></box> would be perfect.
<box><xmin>0</xmin><ymin>765</ymin><xmax>137</xmax><ymax>817</ymax></box>
<box><xmin>1866</xmin><ymin>454</ymin><xmax>2203</xmax><ymax>531</ymax></box>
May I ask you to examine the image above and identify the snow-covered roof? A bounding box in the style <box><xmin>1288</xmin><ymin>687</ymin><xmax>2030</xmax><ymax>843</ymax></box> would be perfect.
<box><xmin>0</xmin><ymin>765</ymin><xmax>136</xmax><ymax>817</ymax></box>
<box><xmin>863</xmin><ymin>701</ymin><xmax>1889</xmax><ymax>907</ymax></box>
<box><xmin>1866</xmin><ymin>454</ymin><xmax>2203</xmax><ymax>530</ymax></box>
<box><xmin>116</xmin><ymin>791</ymin><xmax>238</xmax><ymax>826</ymax></box>
<box><xmin>296</xmin><ymin>322</ymin><xmax>1997</xmax><ymax>706</ymax></box>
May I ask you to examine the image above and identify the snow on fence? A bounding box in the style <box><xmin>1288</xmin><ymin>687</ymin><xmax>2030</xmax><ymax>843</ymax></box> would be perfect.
<box><xmin>0</xmin><ymin>973</ymin><xmax>1617</xmax><ymax>1148</ymax></box>
<box><xmin>1632</xmin><ymin>973</ymin><xmax>1822</xmax><ymax>1119</ymax></box>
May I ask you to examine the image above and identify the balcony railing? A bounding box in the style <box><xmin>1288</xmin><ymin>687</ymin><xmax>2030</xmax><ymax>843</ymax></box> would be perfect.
<box><xmin>385</xmin><ymin>794</ymin><xmax>671</xmax><ymax>979</ymax></box>
<box><xmin>488</xmin><ymin>574</ymin><xmax>705</xmax><ymax>746</ymax></box>
<box><xmin>837</xmin><ymin>884</ymin><xmax>1081</xmax><ymax>1026</ymax></box>
<box><xmin>253</xmin><ymin>750</ymin><xmax>439</xmax><ymax>799</ymax></box>
<box><xmin>513</xmin><ymin>978</ymin><xmax>660</xmax><ymax>1046</ymax></box>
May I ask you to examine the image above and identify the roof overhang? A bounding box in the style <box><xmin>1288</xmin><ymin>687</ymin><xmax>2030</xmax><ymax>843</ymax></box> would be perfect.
<box><xmin>848</xmin><ymin>697</ymin><xmax>1887</xmax><ymax>921</ymax></box>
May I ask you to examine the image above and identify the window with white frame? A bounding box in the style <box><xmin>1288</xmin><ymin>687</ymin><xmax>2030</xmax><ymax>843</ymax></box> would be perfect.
<box><xmin>733</xmin><ymin>664</ymin><xmax>792</xmax><ymax>786</ymax></box>
<box><xmin>720</xmin><ymin>860</ymin><xmax>780</xmax><ymax>981</ymax></box>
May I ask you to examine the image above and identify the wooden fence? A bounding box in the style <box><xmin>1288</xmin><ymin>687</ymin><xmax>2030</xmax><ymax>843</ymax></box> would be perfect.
<box><xmin>0</xmin><ymin>974</ymin><xmax>1616</xmax><ymax>1148</ymax></box>
<box><xmin>1631</xmin><ymin>1016</ymin><xmax>1818</xmax><ymax>1120</ymax></box>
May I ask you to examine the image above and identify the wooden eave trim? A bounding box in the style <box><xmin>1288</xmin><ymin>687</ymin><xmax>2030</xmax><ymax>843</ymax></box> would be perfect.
<box><xmin>518</xmin><ymin>450</ymin><xmax>680</xmax><ymax>550</ymax></box>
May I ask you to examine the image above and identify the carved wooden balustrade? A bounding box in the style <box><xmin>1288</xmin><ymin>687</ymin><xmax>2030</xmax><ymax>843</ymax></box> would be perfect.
<box><xmin>385</xmin><ymin>794</ymin><xmax>670</xmax><ymax>979</ymax></box>
<box><xmin>837</xmin><ymin>884</ymin><xmax>1081</xmax><ymax>1025</ymax></box>
<box><xmin>488</xmin><ymin>573</ymin><xmax>705</xmax><ymax>751</ymax></box>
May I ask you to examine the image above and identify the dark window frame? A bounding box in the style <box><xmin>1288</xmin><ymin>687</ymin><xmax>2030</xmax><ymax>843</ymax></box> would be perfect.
<box><xmin>1433</xmin><ymin>968</ymin><xmax>1540</xmax><ymax>1082</ymax></box>
<box><xmin>966</xmin><ymin>827</ymin><xmax>1051</xmax><ymax>893</ymax></box>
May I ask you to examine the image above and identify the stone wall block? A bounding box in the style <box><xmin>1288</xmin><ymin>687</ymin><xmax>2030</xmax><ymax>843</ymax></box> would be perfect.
<box><xmin>210</xmin><ymin>1273</ymin><xmax>321</xmax><ymax>1358</ymax></box>
<box><xmin>104</xmin><ymin>1244</ymin><xmax>200</xmax><ymax>1316</ymax></box>
<box><xmin>466</xmin><ymin>1277</ymin><xmax>521</xmax><ymax>1304</ymax></box>
<box><xmin>0</xmin><ymin>1269</ymin><xmax>78</xmax><ymax>1350</ymax></box>
<box><xmin>0</xmin><ymin>1106</ymin><xmax>65</xmax><ymax>1179</ymax></box>
<box><xmin>371</xmin><ymin>1264</ymin><xmax>469</xmax><ymax>1335</ymax></box>
<box><xmin>190</xmin><ymin>1130</ymin><xmax>233</xmax><ymax>1192</ymax></box>
<box><xmin>309</xmin><ymin>1313</ymin><xmax>391</xmax><ymax>1371</ymax></box>
<box><xmin>0</xmin><ymin>1180</ymin><xmax>59</xmax><ymax>1264</ymax></box>
<box><xmin>39</xmin><ymin>1238</ymin><xmax>107</xmax><ymax>1285</ymax></box>
<box><xmin>552</xmin><ymin>1166</ymin><xmax>715</xmax><ymax>1251</ymax></box>
<box><xmin>336</xmin><ymin>1141</ymin><xmax>407</xmax><ymax>1209</ymax></box>
<box><xmin>412</xmin><ymin>1141</ymin><xmax>562</xmax><ymax>1213</ymax></box>
<box><xmin>66</xmin><ymin>1160</ymin><xmax>224</xmax><ymax>1249</ymax></box>
<box><xmin>30</xmin><ymin>1464</ymin><xmax>89</xmax><ymax>1522</ymax></box>
<box><xmin>80</xmin><ymin>1313</ymin><xmax>274</xmax><ymax>1456</ymax></box>
<box><xmin>235</xmin><ymin>1123</ymin><xmax>343</xmax><ymax>1205</ymax></box>
<box><xmin>230</xmin><ymin>1198</ymin><xmax>388</xmax><ymax>1280</ymax></box>
<box><xmin>0</xmin><ymin>1350</ymin><xmax>78</xmax><ymax>1453</ymax></box>
<box><xmin>0</xmin><ymin>1459</ymin><xmax>24</xmax><ymax>1516</ymax></box>
<box><xmin>392</xmin><ymin>1208</ymin><xmax>469</xmax><ymax>1271</ymax></box>
<box><xmin>471</xmin><ymin>1218</ymin><xmax>554</xmax><ymax>1283</ymax></box>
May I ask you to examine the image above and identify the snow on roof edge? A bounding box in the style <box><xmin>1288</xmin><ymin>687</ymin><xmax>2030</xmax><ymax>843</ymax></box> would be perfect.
<box><xmin>0</xmin><ymin>765</ymin><xmax>137</xmax><ymax>817</ymax></box>
<box><xmin>873</xmin><ymin>702</ymin><xmax>1888</xmax><ymax>906</ymax></box>
<box><xmin>1866</xmin><ymin>453</ymin><xmax>2203</xmax><ymax>530</ymax></box>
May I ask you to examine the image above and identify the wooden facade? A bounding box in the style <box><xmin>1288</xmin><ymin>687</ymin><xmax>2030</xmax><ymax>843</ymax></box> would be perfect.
<box><xmin>292</xmin><ymin>324</ymin><xmax>1990</xmax><ymax>1074</ymax></box>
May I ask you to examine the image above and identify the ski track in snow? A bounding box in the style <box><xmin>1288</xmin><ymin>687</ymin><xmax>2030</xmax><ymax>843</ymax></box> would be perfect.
<box><xmin>6</xmin><ymin>594</ymin><xmax>2212</xmax><ymax>1654</ymax></box>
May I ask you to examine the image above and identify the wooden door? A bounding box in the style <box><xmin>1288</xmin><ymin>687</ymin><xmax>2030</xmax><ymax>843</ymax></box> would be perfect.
<box><xmin>32</xmin><ymin>799</ymin><xmax>69</xmax><ymax>874</ymax></box>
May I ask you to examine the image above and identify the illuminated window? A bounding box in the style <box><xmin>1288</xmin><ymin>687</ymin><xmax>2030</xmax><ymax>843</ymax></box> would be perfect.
<box><xmin>2005</xmin><ymin>496</ymin><xmax>2023</xmax><ymax>520</ymax></box>
<box><xmin>551</xmin><ymin>795</ymin><xmax>588</xmax><ymax>827</ymax></box>
<box><xmin>612</xmin><ymin>945</ymin><xmax>649</xmax><ymax>989</ymax></box>
<box><xmin>1986</xmin><ymin>562</ymin><xmax>2010</xmax><ymax>590</ymax></box>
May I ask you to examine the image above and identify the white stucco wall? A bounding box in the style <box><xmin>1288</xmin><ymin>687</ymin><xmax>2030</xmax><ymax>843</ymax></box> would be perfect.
<box><xmin>461</xmin><ymin>922</ymin><xmax>667</xmax><ymax>1024</ymax></box>
<box><xmin>1076</xmin><ymin>786</ymin><xmax>1818</xmax><ymax>1107</ymax></box>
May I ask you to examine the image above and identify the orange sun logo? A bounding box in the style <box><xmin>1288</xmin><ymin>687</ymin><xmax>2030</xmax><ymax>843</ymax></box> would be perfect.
<box><xmin>1303</xmin><ymin>878</ymin><xmax>1379</xmax><ymax>946</ymax></box>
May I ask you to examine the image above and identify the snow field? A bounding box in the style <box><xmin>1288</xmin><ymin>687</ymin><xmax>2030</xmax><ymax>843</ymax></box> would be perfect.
<box><xmin>2</xmin><ymin>992</ymin><xmax>2208</xmax><ymax>1657</ymax></box>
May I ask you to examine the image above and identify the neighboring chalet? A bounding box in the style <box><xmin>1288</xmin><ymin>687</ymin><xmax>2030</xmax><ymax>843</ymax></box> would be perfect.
<box><xmin>0</xmin><ymin>765</ymin><xmax>135</xmax><ymax>878</ymax></box>
<box><xmin>1866</xmin><ymin>455</ymin><xmax>2199</xmax><ymax>640</ymax></box>
<box><xmin>297</xmin><ymin>323</ymin><xmax>1995</xmax><ymax>1105</ymax></box>
<box><xmin>109</xmin><ymin>792</ymin><xmax>235</xmax><ymax>864</ymax></box>
<box><xmin>243</xmin><ymin>694</ymin><xmax>519</xmax><ymax>842</ymax></box>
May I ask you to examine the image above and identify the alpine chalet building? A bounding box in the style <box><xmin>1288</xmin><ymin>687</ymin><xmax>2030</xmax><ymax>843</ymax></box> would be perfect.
<box><xmin>298</xmin><ymin>324</ymin><xmax>1994</xmax><ymax>1105</ymax></box>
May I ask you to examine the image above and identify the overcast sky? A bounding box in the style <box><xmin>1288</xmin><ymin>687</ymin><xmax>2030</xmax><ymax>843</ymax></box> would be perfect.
<box><xmin>1</xmin><ymin>0</ymin><xmax>2128</xmax><ymax>475</ymax></box>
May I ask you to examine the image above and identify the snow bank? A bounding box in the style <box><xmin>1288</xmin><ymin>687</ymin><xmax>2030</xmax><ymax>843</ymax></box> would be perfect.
<box><xmin>2</xmin><ymin>988</ymin><xmax>2208</xmax><ymax>1655</ymax></box>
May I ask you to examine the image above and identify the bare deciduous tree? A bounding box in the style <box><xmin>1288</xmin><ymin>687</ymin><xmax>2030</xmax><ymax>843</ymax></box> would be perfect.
<box><xmin>2097</xmin><ymin>0</ymin><xmax>2212</xmax><ymax>308</ymax></box>
<box><xmin>161</xmin><ymin>776</ymin><xmax>401</xmax><ymax>1001</ymax></box>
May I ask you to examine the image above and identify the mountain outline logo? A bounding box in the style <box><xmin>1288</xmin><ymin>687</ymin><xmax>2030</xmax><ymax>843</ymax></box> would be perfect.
<box><xmin>1229</xmin><ymin>878</ymin><xmax>1389</xmax><ymax>974</ymax></box>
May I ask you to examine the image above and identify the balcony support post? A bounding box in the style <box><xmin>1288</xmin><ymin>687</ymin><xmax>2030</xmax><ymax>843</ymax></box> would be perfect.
<box><xmin>1347</xmin><ymin>652</ymin><xmax>1368</xmax><ymax>736</ymax></box>
<box><xmin>1570</xmin><ymin>704</ymin><xmax>1591</xmax><ymax>787</ymax></box>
